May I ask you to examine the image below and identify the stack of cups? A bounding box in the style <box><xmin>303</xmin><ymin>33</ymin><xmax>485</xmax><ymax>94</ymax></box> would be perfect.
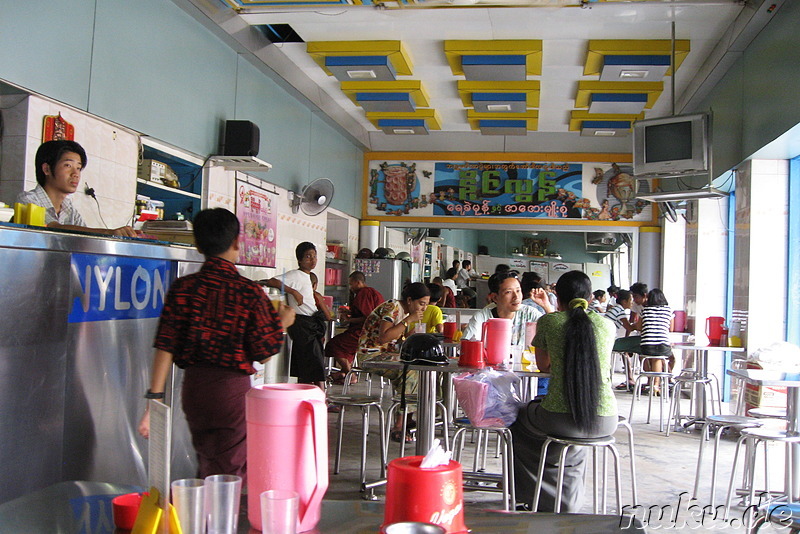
<box><xmin>172</xmin><ymin>474</ymin><xmax>242</xmax><ymax>534</ymax></box>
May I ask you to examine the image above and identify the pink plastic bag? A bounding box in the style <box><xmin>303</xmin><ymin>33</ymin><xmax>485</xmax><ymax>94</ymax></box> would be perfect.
<box><xmin>453</xmin><ymin>368</ymin><xmax>524</xmax><ymax>428</ymax></box>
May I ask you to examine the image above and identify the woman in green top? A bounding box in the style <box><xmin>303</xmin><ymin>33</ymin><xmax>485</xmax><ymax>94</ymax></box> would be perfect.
<box><xmin>511</xmin><ymin>270</ymin><xmax>618</xmax><ymax>512</ymax></box>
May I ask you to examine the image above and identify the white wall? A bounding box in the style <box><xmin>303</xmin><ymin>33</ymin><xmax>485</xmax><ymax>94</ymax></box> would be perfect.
<box><xmin>732</xmin><ymin>159</ymin><xmax>789</xmax><ymax>351</ymax></box>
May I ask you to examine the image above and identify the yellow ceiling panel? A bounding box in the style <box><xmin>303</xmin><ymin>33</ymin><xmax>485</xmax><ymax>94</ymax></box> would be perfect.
<box><xmin>568</xmin><ymin>110</ymin><xmax>644</xmax><ymax>132</ymax></box>
<box><xmin>341</xmin><ymin>80</ymin><xmax>430</xmax><ymax>107</ymax></box>
<box><xmin>466</xmin><ymin>109</ymin><xmax>538</xmax><ymax>131</ymax></box>
<box><xmin>574</xmin><ymin>81</ymin><xmax>663</xmax><ymax>109</ymax></box>
<box><xmin>307</xmin><ymin>41</ymin><xmax>413</xmax><ymax>76</ymax></box>
<box><xmin>444</xmin><ymin>40</ymin><xmax>543</xmax><ymax>77</ymax></box>
<box><xmin>584</xmin><ymin>40</ymin><xmax>690</xmax><ymax>77</ymax></box>
<box><xmin>457</xmin><ymin>81</ymin><xmax>540</xmax><ymax>108</ymax></box>
<box><xmin>366</xmin><ymin>109</ymin><xmax>442</xmax><ymax>130</ymax></box>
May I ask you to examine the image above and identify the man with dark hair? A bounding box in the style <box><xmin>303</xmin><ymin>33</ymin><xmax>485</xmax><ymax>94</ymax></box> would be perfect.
<box><xmin>629</xmin><ymin>282</ymin><xmax>649</xmax><ymax>323</ymax></box>
<box><xmin>463</xmin><ymin>271</ymin><xmax>551</xmax><ymax>344</ymax></box>
<box><xmin>263</xmin><ymin>242</ymin><xmax>327</xmax><ymax>388</ymax></box>
<box><xmin>456</xmin><ymin>259</ymin><xmax>479</xmax><ymax>307</ymax></box>
<box><xmin>16</xmin><ymin>140</ymin><xmax>136</xmax><ymax>236</ymax></box>
<box><xmin>325</xmin><ymin>271</ymin><xmax>383</xmax><ymax>382</ymax></box>
<box><xmin>138</xmin><ymin>208</ymin><xmax>293</xmax><ymax>481</ymax></box>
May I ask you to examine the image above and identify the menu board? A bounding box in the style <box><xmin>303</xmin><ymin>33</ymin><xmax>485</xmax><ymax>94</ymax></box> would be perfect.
<box><xmin>236</xmin><ymin>181</ymin><xmax>277</xmax><ymax>268</ymax></box>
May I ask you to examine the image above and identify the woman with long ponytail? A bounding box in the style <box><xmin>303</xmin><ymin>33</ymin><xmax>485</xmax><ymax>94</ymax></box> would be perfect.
<box><xmin>511</xmin><ymin>270</ymin><xmax>618</xmax><ymax>512</ymax></box>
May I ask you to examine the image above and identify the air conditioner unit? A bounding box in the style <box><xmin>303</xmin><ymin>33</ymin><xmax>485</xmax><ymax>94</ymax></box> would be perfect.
<box><xmin>586</xmin><ymin>232</ymin><xmax>616</xmax><ymax>246</ymax></box>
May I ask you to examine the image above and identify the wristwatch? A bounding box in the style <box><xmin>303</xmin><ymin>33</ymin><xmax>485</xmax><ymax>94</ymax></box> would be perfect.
<box><xmin>145</xmin><ymin>389</ymin><xmax>165</xmax><ymax>400</ymax></box>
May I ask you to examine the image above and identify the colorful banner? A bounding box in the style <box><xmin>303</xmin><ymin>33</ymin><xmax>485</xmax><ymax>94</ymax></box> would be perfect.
<box><xmin>236</xmin><ymin>181</ymin><xmax>278</xmax><ymax>268</ymax></box>
<box><xmin>366</xmin><ymin>160</ymin><xmax>652</xmax><ymax>222</ymax></box>
<box><xmin>69</xmin><ymin>253</ymin><xmax>173</xmax><ymax>323</ymax></box>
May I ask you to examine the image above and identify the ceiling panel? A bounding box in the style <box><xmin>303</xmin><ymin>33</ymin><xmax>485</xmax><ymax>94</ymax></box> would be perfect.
<box><xmin>184</xmin><ymin>0</ymin><xmax>748</xmax><ymax>152</ymax></box>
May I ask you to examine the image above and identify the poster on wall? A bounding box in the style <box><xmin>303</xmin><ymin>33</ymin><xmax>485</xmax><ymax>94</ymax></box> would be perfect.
<box><xmin>366</xmin><ymin>160</ymin><xmax>652</xmax><ymax>222</ymax></box>
<box><xmin>236</xmin><ymin>180</ymin><xmax>277</xmax><ymax>268</ymax></box>
<box><xmin>530</xmin><ymin>260</ymin><xmax>549</xmax><ymax>283</ymax></box>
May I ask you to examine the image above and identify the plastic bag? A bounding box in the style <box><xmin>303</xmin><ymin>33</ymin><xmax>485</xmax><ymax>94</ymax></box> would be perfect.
<box><xmin>453</xmin><ymin>367</ymin><xmax>525</xmax><ymax>428</ymax></box>
<box><xmin>748</xmin><ymin>342</ymin><xmax>800</xmax><ymax>370</ymax></box>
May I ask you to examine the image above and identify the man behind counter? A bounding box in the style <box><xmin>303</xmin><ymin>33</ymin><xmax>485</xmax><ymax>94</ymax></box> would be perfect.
<box><xmin>15</xmin><ymin>140</ymin><xmax>136</xmax><ymax>237</ymax></box>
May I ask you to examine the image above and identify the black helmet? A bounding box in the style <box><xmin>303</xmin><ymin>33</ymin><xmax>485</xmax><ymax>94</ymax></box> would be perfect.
<box><xmin>400</xmin><ymin>333</ymin><xmax>447</xmax><ymax>365</ymax></box>
<box><xmin>356</xmin><ymin>248</ymin><xmax>373</xmax><ymax>259</ymax></box>
<box><xmin>373</xmin><ymin>247</ymin><xmax>391</xmax><ymax>259</ymax></box>
<box><xmin>396</xmin><ymin>251</ymin><xmax>412</xmax><ymax>262</ymax></box>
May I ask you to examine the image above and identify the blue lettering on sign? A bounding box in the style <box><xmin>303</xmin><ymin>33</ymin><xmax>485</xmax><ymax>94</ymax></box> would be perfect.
<box><xmin>68</xmin><ymin>253</ymin><xmax>173</xmax><ymax>323</ymax></box>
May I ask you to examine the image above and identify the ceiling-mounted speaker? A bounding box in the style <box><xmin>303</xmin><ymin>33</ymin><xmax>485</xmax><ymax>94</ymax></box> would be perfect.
<box><xmin>428</xmin><ymin>228</ymin><xmax>441</xmax><ymax>238</ymax></box>
<box><xmin>289</xmin><ymin>178</ymin><xmax>335</xmax><ymax>216</ymax></box>
<box><xmin>223</xmin><ymin>120</ymin><xmax>260</xmax><ymax>157</ymax></box>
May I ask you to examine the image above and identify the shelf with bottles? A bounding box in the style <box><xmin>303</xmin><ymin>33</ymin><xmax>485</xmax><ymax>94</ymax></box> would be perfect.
<box><xmin>136</xmin><ymin>139</ymin><xmax>204</xmax><ymax>221</ymax></box>
<box><xmin>324</xmin><ymin>254</ymin><xmax>349</xmax><ymax>291</ymax></box>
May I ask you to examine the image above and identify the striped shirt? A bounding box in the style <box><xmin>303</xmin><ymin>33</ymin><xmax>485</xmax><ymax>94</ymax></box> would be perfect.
<box><xmin>605</xmin><ymin>304</ymin><xmax>629</xmax><ymax>338</ymax></box>
<box><xmin>641</xmin><ymin>305</ymin><xmax>672</xmax><ymax>346</ymax></box>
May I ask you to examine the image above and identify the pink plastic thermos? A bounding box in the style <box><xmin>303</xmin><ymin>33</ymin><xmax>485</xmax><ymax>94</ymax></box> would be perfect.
<box><xmin>706</xmin><ymin>316</ymin><xmax>725</xmax><ymax>346</ymax></box>
<box><xmin>481</xmin><ymin>318</ymin><xmax>512</xmax><ymax>367</ymax></box>
<box><xmin>246</xmin><ymin>384</ymin><xmax>328</xmax><ymax>532</ymax></box>
<box><xmin>673</xmin><ymin>311</ymin><xmax>686</xmax><ymax>333</ymax></box>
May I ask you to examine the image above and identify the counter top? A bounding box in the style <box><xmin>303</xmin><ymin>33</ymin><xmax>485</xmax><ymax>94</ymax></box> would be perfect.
<box><xmin>0</xmin><ymin>221</ymin><xmax>203</xmax><ymax>261</ymax></box>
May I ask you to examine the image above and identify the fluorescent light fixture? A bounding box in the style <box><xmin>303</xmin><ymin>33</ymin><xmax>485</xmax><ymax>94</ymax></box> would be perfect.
<box><xmin>593</xmin><ymin>130</ymin><xmax>618</xmax><ymax>137</ymax></box>
<box><xmin>637</xmin><ymin>187</ymin><xmax>728</xmax><ymax>202</ymax></box>
<box><xmin>392</xmin><ymin>128</ymin><xmax>416</xmax><ymax>134</ymax></box>
<box><xmin>487</xmin><ymin>104</ymin><xmax>512</xmax><ymax>112</ymax></box>
<box><xmin>619</xmin><ymin>70</ymin><xmax>649</xmax><ymax>79</ymax></box>
<box><xmin>347</xmin><ymin>70</ymin><xmax>377</xmax><ymax>79</ymax></box>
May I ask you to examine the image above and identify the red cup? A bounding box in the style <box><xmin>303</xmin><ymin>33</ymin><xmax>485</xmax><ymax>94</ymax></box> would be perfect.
<box><xmin>443</xmin><ymin>322</ymin><xmax>457</xmax><ymax>341</ymax></box>
<box><xmin>459</xmin><ymin>340</ymin><xmax>484</xmax><ymax>368</ymax></box>
<box><xmin>112</xmin><ymin>492</ymin><xmax>144</xmax><ymax>530</ymax></box>
<box><xmin>383</xmin><ymin>457</ymin><xmax>468</xmax><ymax>534</ymax></box>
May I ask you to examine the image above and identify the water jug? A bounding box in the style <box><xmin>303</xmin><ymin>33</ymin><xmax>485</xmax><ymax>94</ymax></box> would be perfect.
<box><xmin>246</xmin><ymin>383</ymin><xmax>328</xmax><ymax>532</ymax></box>
<box><xmin>481</xmin><ymin>318</ymin><xmax>511</xmax><ymax>367</ymax></box>
<box><xmin>705</xmin><ymin>316</ymin><xmax>725</xmax><ymax>346</ymax></box>
<box><xmin>673</xmin><ymin>310</ymin><xmax>686</xmax><ymax>333</ymax></box>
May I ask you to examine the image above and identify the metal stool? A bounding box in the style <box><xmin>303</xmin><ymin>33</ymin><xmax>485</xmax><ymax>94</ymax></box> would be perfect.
<box><xmin>748</xmin><ymin>407</ymin><xmax>788</xmax><ymax>419</ymax></box>
<box><xmin>451</xmin><ymin>418</ymin><xmax>515</xmax><ymax>511</ymax></box>
<box><xmin>387</xmin><ymin>393</ymin><xmax>450</xmax><ymax>457</ymax></box>
<box><xmin>532</xmin><ymin>434</ymin><xmax>623</xmax><ymax>514</ymax></box>
<box><xmin>616</xmin><ymin>416</ymin><xmax>639</xmax><ymax>506</ymax></box>
<box><xmin>629</xmin><ymin>356</ymin><xmax>672</xmax><ymax>432</ymax></box>
<box><xmin>327</xmin><ymin>394</ymin><xmax>387</xmax><ymax>486</ymax></box>
<box><xmin>692</xmin><ymin>414</ymin><xmax>763</xmax><ymax>506</ymax></box>
<box><xmin>666</xmin><ymin>369</ymin><xmax>722</xmax><ymax>436</ymax></box>
<box><xmin>748</xmin><ymin>502</ymin><xmax>800</xmax><ymax>533</ymax></box>
<box><xmin>724</xmin><ymin>427</ymin><xmax>800</xmax><ymax>520</ymax></box>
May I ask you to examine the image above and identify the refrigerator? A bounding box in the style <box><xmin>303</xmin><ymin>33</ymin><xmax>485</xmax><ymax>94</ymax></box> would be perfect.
<box><xmin>354</xmin><ymin>258</ymin><xmax>412</xmax><ymax>301</ymax></box>
<box><xmin>584</xmin><ymin>262</ymin><xmax>612</xmax><ymax>293</ymax></box>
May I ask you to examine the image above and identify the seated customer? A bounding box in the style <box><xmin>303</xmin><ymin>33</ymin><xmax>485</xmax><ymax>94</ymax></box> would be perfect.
<box><xmin>433</xmin><ymin>276</ymin><xmax>456</xmax><ymax>308</ymax></box>
<box><xmin>605</xmin><ymin>289</ymin><xmax>637</xmax><ymax>390</ymax></box>
<box><xmin>408</xmin><ymin>283</ymin><xmax>444</xmax><ymax>334</ymax></box>
<box><xmin>463</xmin><ymin>271</ymin><xmax>551</xmax><ymax>346</ymax></box>
<box><xmin>16</xmin><ymin>140</ymin><xmax>136</xmax><ymax>237</ymax></box>
<box><xmin>358</xmin><ymin>282</ymin><xmax>430</xmax><ymax>441</ymax></box>
<box><xmin>511</xmin><ymin>270</ymin><xmax>617</xmax><ymax>512</ymax></box>
<box><xmin>325</xmin><ymin>271</ymin><xmax>383</xmax><ymax>383</ymax></box>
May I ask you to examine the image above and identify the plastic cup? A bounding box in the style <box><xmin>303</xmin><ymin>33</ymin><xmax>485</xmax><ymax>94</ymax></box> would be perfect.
<box><xmin>442</xmin><ymin>322</ymin><xmax>457</xmax><ymax>341</ymax></box>
<box><xmin>260</xmin><ymin>490</ymin><xmax>299</xmax><ymax>534</ymax></box>
<box><xmin>414</xmin><ymin>323</ymin><xmax>426</xmax><ymax>334</ymax></box>
<box><xmin>111</xmin><ymin>492</ymin><xmax>143</xmax><ymax>530</ymax></box>
<box><xmin>458</xmin><ymin>340</ymin><xmax>484</xmax><ymax>368</ymax></box>
<box><xmin>171</xmin><ymin>478</ymin><xmax>206</xmax><ymax>534</ymax></box>
<box><xmin>204</xmin><ymin>474</ymin><xmax>242</xmax><ymax>534</ymax></box>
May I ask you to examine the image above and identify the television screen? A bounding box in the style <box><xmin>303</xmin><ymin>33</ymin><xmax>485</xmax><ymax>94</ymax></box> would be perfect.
<box><xmin>632</xmin><ymin>113</ymin><xmax>709</xmax><ymax>177</ymax></box>
<box><xmin>645</xmin><ymin>121</ymin><xmax>693</xmax><ymax>163</ymax></box>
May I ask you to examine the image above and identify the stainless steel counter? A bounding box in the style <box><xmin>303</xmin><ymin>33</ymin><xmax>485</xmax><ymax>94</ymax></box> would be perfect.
<box><xmin>0</xmin><ymin>224</ymin><xmax>204</xmax><ymax>504</ymax></box>
<box><xmin>0</xmin><ymin>481</ymin><xmax>647</xmax><ymax>533</ymax></box>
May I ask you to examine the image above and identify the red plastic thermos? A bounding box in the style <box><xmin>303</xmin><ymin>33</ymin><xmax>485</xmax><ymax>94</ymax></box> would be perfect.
<box><xmin>383</xmin><ymin>457</ymin><xmax>468</xmax><ymax>534</ymax></box>
<box><xmin>706</xmin><ymin>316</ymin><xmax>725</xmax><ymax>346</ymax></box>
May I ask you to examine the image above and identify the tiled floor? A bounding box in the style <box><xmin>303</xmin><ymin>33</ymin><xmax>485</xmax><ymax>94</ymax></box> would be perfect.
<box><xmin>324</xmin><ymin>372</ymin><xmax>792</xmax><ymax>531</ymax></box>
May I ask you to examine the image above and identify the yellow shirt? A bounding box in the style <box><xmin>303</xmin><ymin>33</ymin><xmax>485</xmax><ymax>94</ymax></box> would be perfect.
<box><xmin>408</xmin><ymin>305</ymin><xmax>444</xmax><ymax>333</ymax></box>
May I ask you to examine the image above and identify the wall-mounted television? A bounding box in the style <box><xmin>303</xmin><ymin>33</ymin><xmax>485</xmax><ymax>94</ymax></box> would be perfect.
<box><xmin>632</xmin><ymin>112</ymin><xmax>709</xmax><ymax>177</ymax></box>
